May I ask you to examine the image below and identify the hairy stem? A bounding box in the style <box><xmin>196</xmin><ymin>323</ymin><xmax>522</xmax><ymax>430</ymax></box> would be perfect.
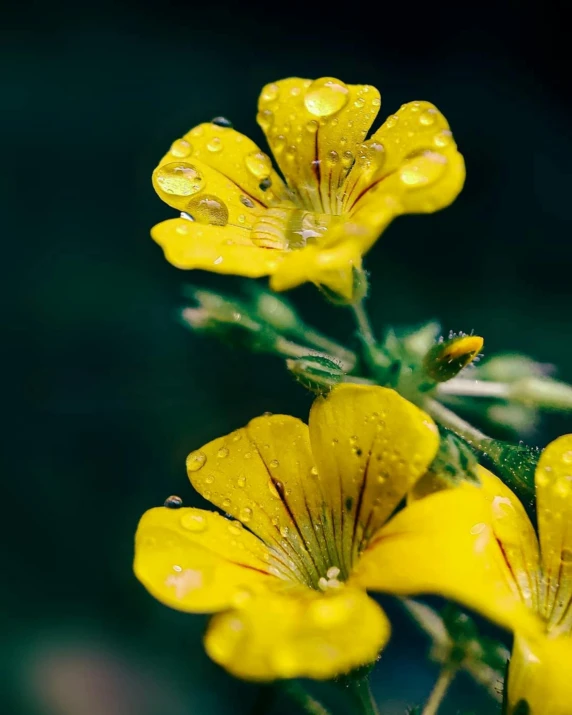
<box><xmin>422</xmin><ymin>666</ymin><xmax>457</xmax><ymax>715</ymax></box>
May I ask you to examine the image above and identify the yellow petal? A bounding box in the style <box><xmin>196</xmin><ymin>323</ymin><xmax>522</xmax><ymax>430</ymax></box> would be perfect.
<box><xmin>186</xmin><ymin>415</ymin><xmax>335</xmax><ymax>587</ymax></box>
<box><xmin>362</xmin><ymin>100</ymin><xmax>466</xmax><ymax>215</ymax></box>
<box><xmin>269</xmin><ymin>236</ymin><xmax>363</xmax><ymax>298</ymax></box>
<box><xmin>157</xmin><ymin>122</ymin><xmax>291</xmax><ymax>209</ymax></box>
<box><xmin>134</xmin><ymin>507</ymin><xmax>276</xmax><ymax>613</ymax></box>
<box><xmin>205</xmin><ymin>586</ymin><xmax>389</xmax><ymax>681</ymax></box>
<box><xmin>151</xmin><ymin>218</ymin><xmax>283</xmax><ymax>276</ymax></box>
<box><xmin>535</xmin><ymin>434</ymin><xmax>572</xmax><ymax>629</ymax></box>
<box><xmin>309</xmin><ymin>384</ymin><xmax>439</xmax><ymax>569</ymax></box>
<box><xmin>476</xmin><ymin>467</ymin><xmax>542</xmax><ymax>614</ymax></box>
<box><xmin>507</xmin><ymin>634</ymin><xmax>572</xmax><ymax>714</ymax></box>
<box><xmin>353</xmin><ymin>488</ymin><xmax>539</xmax><ymax>635</ymax></box>
<box><xmin>257</xmin><ymin>77</ymin><xmax>382</xmax><ymax>214</ymax></box>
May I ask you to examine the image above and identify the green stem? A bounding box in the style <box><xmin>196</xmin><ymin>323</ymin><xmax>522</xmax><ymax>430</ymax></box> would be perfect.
<box><xmin>343</xmin><ymin>674</ymin><xmax>380</xmax><ymax>715</ymax></box>
<box><xmin>425</xmin><ymin>398</ymin><xmax>491</xmax><ymax>452</ymax></box>
<box><xmin>281</xmin><ymin>682</ymin><xmax>332</xmax><ymax>715</ymax></box>
<box><xmin>421</xmin><ymin>666</ymin><xmax>457</xmax><ymax>715</ymax></box>
<box><xmin>352</xmin><ymin>301</ymin><xmax>376</xmax><ymax>347</ymax></box>
<box><xmin>437</xmin><ymin>379</ymin><xmax>510</xmax><ymax>399</ymax></box>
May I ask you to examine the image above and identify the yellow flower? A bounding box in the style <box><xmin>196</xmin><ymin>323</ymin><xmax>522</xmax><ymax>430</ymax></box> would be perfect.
<box><xmin>151</xmin><ymin>77</ymin><xmax>465</xmax><ymax>299</ymax></box>
<box><xmin>134</xmin><ymin>385</ymin><xmax>533</xmax><ymax>681</ymax></box>
<box><xmin>456</xmin><ymin>436</ymin><xmax>572</xmax><ymax>714</ymax></box>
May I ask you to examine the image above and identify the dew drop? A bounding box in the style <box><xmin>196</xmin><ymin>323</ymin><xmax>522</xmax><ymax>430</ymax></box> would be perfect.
<box><xmin>211</xmin><ymin>116</ymin><xmax>233</xmax><ymax>128</ymax></box>
<box><xmin>341</xmin><ymin>150</ymin><xmax>354</xmax><ymax>168</ymax></box>
<box><xmin>237</xmin><ymin>476</ymin><xmax>246</xmax><ymax>488</ymax></box>
<box><xmin>310</xmin><ymin>466</ymin><xmax>319</xmax><ymax>476</ymax></box>
<box><xmin>354</xmin><ymin>96</ymin><xmax>365</xmax><ymax>109</ymax></box>
<box><xmin>207</xmin><ymin>137</ymin><xmax>223</xmax><ymax>152</ymax></box>
<box><xmin>259</xmin><ymin>177</ymin><xmax>272</xmax><ymax>191</ymax></box>
<box><xmin>240</xmin><ymin>506</ymin><xmax>253</xmax><ymax>523</ymax></box>
<box><xmin>385</xmin><ymin>115</ymin><xmax>399</xmax><ymax>129</ymax></box>
<box><xmin>268</xmin><ymin>480</ymin><xmax>280</xmax><ymax>498</ymax></box>
<box><xmin>257</xmin><ymin>108</ymin><xmax>274</xmax><ymax>130</ymax></box>
<box><xmin>305</xmin><ymin>120</ymin><xmax>319</xmax><ymax>133</ymax></box>
<box><xmin>562</xmin><ymin>450</ymin><xmax>572</xmax><ymax>465</ymax></box>
<box><xmin>205</xmin><ymin>474</ymin><xmax>215</xmax><ymax>484</ymax></box>
<box><xmin>399</xmin><ymin>151</ymin><xmax>447</xmax><ymax>188</ymax></box>
<box><xmin>419</xmin><ymin>108</ymin><xmax>437</xmax><ymax>126</ymax></box>
<box><xmin>222</xmin><ymin>498</ymin><xmax>231</xmax><ymax>509</ymax></box>
<box><xmin>269</xmin><ymin>459</ymin><xmax>279</xmax><ymax>468</ymax></box>
<box><xmin>156</xmin><ymin>162</ymin><xmax>205</xmax><ymax>196</ymax></box>
<box><xmin>280</xmin><ymin>526</ymin><xmax>289</xmax><ymax>537</ymax></box>
<box><xmin>164</xmin><ymin>495</ymin><xmax>183</xmax><ymax>509</ymax></box>
<box><xmin>181</xmin><ymin>512</ymin><xmax>207</xmax><ymax>532</ymax></box>
<box><xmin>326</xmin><ymin>150</ymin><xmax>340</xmax><ymax>165</ymax></box>
<box><xmin>470</xmin><ymin>522</ymin><xmax>486</xmax><ymax>535</ymax></box>
<box><xmin>217</xmin><ymin>447</ymin><xmax>230</xmax><ymax>459</ymax></box>
<box><xmin>261</xmin><ymin>83</ymin><xmax>279</xmax><ymax>102</ymax></box>
<box><xmin>271</xmin><ymin>516</ymin><xmax>279</xmax><ymax>526</ymax></box>
<box><xmin>228</xmin><ymin>522</ymin><xmax>242</xmax><ymax>536</ymax></box>
<box><xmin>304</xmin><ymin>77</ymin><xmax>349</xmax><ymax>117</ymax></box>
<box><xmin>170</xmin><ymin>139</ymin><xmax>192</xmax><ymax>158</ymax></box>
<box><xmin>433</xmin><ymin>130</ymin><xmax>452</xmax><ymax>148</ymax></box>
<box><xmin>245</xmin><ymin>151</ymin><xmax>272</xmax><ymax>179</ymax></box>
<box><xmin>186</xmin><ymin>450</ymin><xmax>207</xmax><ymax>472</ymax></box>
<box><xmin>180</xmin><ymin>211</ymin><xmax>194</xmax><ymax>222</ymax></box>
<box><xmin>185</xmin><ymin>194</ymin><xmax>229</xmax><ymax>226</ymax></box>
<box><xmin>372</xmin><ymin>97</ymin><xmax>381</xmax><ymax>107</ymax></box>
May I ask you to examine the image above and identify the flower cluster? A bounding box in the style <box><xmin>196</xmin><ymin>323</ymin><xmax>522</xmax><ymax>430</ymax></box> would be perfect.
<box><xmin>135</xmin><ymin>77</ymin><xmax>572</xmax><ymax>714</ymax></box>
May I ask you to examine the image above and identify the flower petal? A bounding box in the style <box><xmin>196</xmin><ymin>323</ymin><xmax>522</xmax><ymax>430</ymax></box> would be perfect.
<box><xmin>309</xmin><ymin>384</ymin><xmax>439</xmax><ymax>570</ymax></box>
<box><xmin>157</xmin><ymin>122</ymin><xmax>291</xmax><ymax>209</ymax></box>
<box><xmin>359</xmin><ymin>100</ymin><xmax>466</xmax><ymax>216</ymax></box>
<box><xmin>269</xmin><ymin>235</ymin><xmax>363</xmax><ymax>298</ymax></box>
<box><xmin>151</xmin><ymin>218</ymin><xmax>283</xmax><ymax>276</ymax></box>
<box><xmin>535</xmin><ymin>434</ymin><xmax>572</xmax><ymax>630</ymax></box>
<box><xmin>257</xmin><ymin>78</ymin><xmax>382</xmax><ymax>214</ymax></box>
<box><xmin>475</xmin><ymin>467</ymin><xmax>542</xmax><ymax>614</ymax></box>
<box><xmin>353</xmin><ymin>488</ymin><xmax>539</xmax><ymax>635</ymax></box>
<box><xmin>507</xmin><ymin>634</ymin><xmax>572</xmax><ymax>715</ymax></box>
<box><xmin>186</xmin><ymin>415</ymin><xmax>335</xmax><ymax>588</ymax></box>
<box><xmin>205</xmin><ymin>586</ymin><xmax>389</xmax><ymax>681</ymax></box>
<box><xmin>134</xmin><ymin>507</ymin><xmax>276</xmax><ymax>613</ymax></box>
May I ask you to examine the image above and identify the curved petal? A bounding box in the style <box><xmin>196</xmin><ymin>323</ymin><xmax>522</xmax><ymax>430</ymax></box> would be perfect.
<box><xmin>205</xmin><ymin>586</ymin><xmax>389</xmax><ymax>681</ymax></box>
<box><xmin>535</xmin><ymin>434</ymin><xmax>572</xmax><ymax>629</ymax></box>
<box><xmin>151</xmin><ymin>218</ymin><xmax>284</xmax><ymax>276</ymax></box>
<box><xmin>353</xmin><ymin>488</ymin><xmax>540</xmax><ymax>636</ymax></box>
<box><xmin>134</xmin><ymin>507</ymin><xmax>277</xmax><ymax>613</ymax></box>
<box><xmin>309</xmin><ymin>384</ymin><xmax>439</xmax><ymax>570</ymax></box>
<box><xmin>507</xmin><ymin>634</ymin><xmax>572</xmax><ymax>714</ymax></box>
<box><xmin>257</xmin><ymin>77</ymin><xmax>382</xmax><ymax>214</ymax></box>
<box><xmin>157</xmin><ymin>122</ymin><xmax>291</xmax><ymax>208</ymax></box>
<box><xmin>269</xmin><ymin>235</ymin><xmax>363</xmax><ymax>298</ymax></box>
<box><xmin>476</xmin><ymin>467</ymin><xmax>542</xmax><ymax>614</ymax></box>
<box><xmin>186</xmin><ymin>415</ymin><xmax>335</xmax><ymax>588</ymax></box>
<box><xmin>347</xmin><ymin>102</ymin><xmax>465</xmax><ymax>218</ymax></box>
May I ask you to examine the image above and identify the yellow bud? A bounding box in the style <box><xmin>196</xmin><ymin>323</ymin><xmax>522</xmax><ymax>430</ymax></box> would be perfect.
<box><xmin>424</xmin><ymin>335</ymin><xmax>483</xmax><ymax>383</ymax></box>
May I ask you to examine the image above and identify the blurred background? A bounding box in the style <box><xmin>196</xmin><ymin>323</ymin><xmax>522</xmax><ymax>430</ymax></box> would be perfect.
<box><xmin>4</xmin><ymin>0</ymin><xmax>572</xmax><ymax>711</ymax></box>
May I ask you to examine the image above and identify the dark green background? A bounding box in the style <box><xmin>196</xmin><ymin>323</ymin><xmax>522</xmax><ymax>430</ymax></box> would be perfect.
<box><xmin>5</xmin><ymin>0</ymin><xmax>572</xmax><ymax>712</ymax></box>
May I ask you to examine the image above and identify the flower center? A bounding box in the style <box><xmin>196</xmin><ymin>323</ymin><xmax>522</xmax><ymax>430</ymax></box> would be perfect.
<box><xmin>251</xmin><ymin>208</ymin><xmax>334</xmax><ymax>250</ymax></box>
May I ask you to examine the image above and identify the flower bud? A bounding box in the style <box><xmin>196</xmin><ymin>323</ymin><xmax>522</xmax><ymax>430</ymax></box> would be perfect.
<box><xmin>251</xmin><ymin>290</ymin><xmax>300</xmax><ymax>333</ymax></box>
<box><xmin>423</xmin><ymin>335</ymin><xmax>483</xmax><ymax>383</ymax></box>
<box><xmin>286</xmin><ymin>354</ymin><xmax>345</xmax><ymax>395</ymax></box>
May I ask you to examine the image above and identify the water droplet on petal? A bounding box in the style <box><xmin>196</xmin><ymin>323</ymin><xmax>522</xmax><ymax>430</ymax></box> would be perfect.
<box><xmin>261</xmin><ymin>83</ymin><xmax>279</xmax><ymax>102</ymax></box>
<box><xmin>354</xmin><ymin>96</ymin><xmax>365</xmax><ymax>109</ymax></box>
<box><xmin>245</xmin><ymin>151</ymin><xmax>272</xmax><ymax>179</ymax></box>
<box><xmin>170</xmin><ymin>139</ymin><xmax>192</xmax><ymax>158</ymax></box>
<box><xmin>372</xmin><ymin>97</ymin><xmax>381</xmax><ymax>107</ymax></box>
<box><xmin>164</xmin><ymin>495</ymin><xmax>183</xmax><ymax>509</ymax></box>
<box><xmin>419</xmin><ymin>108</ymin><xmax>437</xmax><ymax>126</ymax></box>
<box><xmin>562</xmin><ymin>450</ymin><xmax>572</xmax><ymax>465</ymax></box>
<box><xmin>237</xmin><ymin>476</ymin><xmax>246</xmax><ymax>488</ymax></box>
<box><xmin>305</xmin><ymin>120</ymin><xmax>319</xmax><ymax>133</ymax></box>
<box><xmin>280</xmin><ymin>525</ymin><xmax>289</xmax><ymax>537</ymax></box>
<box><xmin>341</xmin><ymin>150</ymin><xmax>354</xmax><ymax>168</ymax></box>
<box><xmin>399</xmin><ymin>151</ymin><xmax>447</xmax><ymax>188</ymax></box>
<box><xmin>259</xmin><ymin>177</ymin><xmax>272</xmax><ymax>191</ymax></box>
<box><xmin>304</xmin><ymin>77</ymin><xmax>349</xmax><ymax>117</ymax></box>
<box><xmin>222</xmin><ymin>498</ymin><xmax>231</xmax><ymax>509</ymax></box>
<box><xmin>217</xmin><ymin>447</ymin><xmax>230</xmax><ymax>459</ymax></box>
<box><xmin>326</xmin><ymin>150</ymin><xmax>339</xmax><ymax>165</ymax></box>
<box><xmin>433</xmin><ymin>130</ymin><xmax>453</xmax><ymax>148</ymax></box>
<box><xmin>240</xmin><ymin>195</ymin><xmax>255</xmax><ymax>208</ymax></box>
<box><xmin>385</xmin><ymin>115</ymin><xmax>399</xmax><ymax>129</ymax></box>
<box><xmin>185</xmin><ymin>194</ymin><xmax>229</xmax><ymax>226</ymax></box>
<box><xmin>310</xmin><ymin>466</ymin><xmax>319</xmax><ymax>476</ymax></box>
<box><xmin>257</xmin><ymin>109</ymin><xmax>274</xmax><ymax>130</ymax></box>
<box><xmin>228</xmin><ymin>522</ymin><xmax>242</xmax><ymax>536</ymax></box>
<box><xmin>181</xmin><ymin>512</ymin><xmax>208</xmax><ymax>532</ymax></box>
<box><xmin>269</xmin><ymin>459</ymin><xmax>279</xmax><ymax>468</ymax></box>
<box><xmin>470</xmin><ymin>522</ymin><xmax>486</xmax><ymax>535</ymax></box>
<box><xmin>211</xmin><ymin>116</ymin><xmax>233</xmax><ymax>128</ymax></box>
<box><xmin>268</xmin><ymin>479</ymin><xmax>280</xmax><ymax>498</ymax></box>
<box><xmin>205</xmin><ymin>474</ymin><xmax>215</xmax><ymax>484</ymax></box>
<box><xmin>156</xmin><ymin>163</ymin><xmax>205</xmax><ymax>196</ymax></box>
<box><xmin>186</xmin><ymin>450</ymin><xmax>207</xmax><ymax>472</ymax></box>
<box><xmin>240</xmin><ymin>507</ymin><xmax>253</xmax><ymax>523</ymax></box>
<box><xmin>207</xmin><ymin>137</ymin><xmax>223</xmax><ymax>152</ymax></box>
